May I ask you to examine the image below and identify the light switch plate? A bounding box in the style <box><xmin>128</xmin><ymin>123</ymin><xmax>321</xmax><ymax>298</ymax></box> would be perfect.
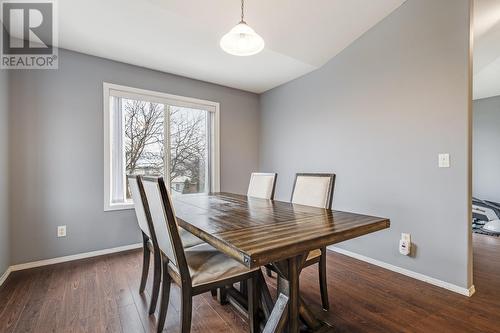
<box><xmin>438</xmin><ymin>153</ymin><xmax>450</xmax><ymax>168</ymax></box>
<box><xmin>57</xmin><ymin>225</ymin><xmax>66</xmax><ymax>237</ymax></box>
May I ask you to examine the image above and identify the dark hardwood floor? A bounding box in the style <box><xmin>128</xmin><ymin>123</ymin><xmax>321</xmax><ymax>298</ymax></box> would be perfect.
<box><xmin>0</xmin><ymin>233</ymin><xmax>499</xmax><ymax>332</ymax></box>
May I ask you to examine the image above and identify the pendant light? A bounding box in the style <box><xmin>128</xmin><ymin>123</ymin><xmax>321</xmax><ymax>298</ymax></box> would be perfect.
<box><xmin>220</xmin><ymin>0</ymin><xmax>265</xmax><ymax>56</ymax></box>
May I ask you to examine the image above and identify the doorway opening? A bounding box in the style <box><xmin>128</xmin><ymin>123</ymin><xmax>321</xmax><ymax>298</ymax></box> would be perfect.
<box><xmin>471</xmin><ymin>0</ymin><xmax>500</xmax><ymax>297</ymax></box>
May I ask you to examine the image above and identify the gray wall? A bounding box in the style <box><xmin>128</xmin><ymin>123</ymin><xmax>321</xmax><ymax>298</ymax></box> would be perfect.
<box><xmin>473</xmin><ymin>95</ymin><xmax>500</xmax><ymax>202</ymax></box>
<box><xmin>9</xmin><ymin>49</ymin><xmax>260</xmax><ymax>264</ymax></box>
<box><xmin>0</xmin><ymin>69</ymin><xmax>9</xmax><ymax>275</ymax></box>
<box><xmin>260</xmin><ymin>0</ymin><xmax>472</xmax><ymax>288</ymax></box>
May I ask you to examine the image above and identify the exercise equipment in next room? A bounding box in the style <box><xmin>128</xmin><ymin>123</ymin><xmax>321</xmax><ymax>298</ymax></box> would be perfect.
<box><xmin>473</xmin><ymin>197</ymin><xmax>500</xmax><ymax>234</ymax></box>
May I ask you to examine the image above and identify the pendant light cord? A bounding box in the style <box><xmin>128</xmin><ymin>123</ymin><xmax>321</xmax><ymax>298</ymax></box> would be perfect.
<box><xmin>240</xmin><ymin>0</ymin><xmax>245</xmax><ymax>23</ymax></box>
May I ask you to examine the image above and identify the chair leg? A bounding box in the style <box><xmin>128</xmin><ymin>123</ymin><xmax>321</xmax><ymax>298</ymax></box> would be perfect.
<box><xmin>180</xmin><ymin>285</ymin><xmax>193</xmax><ymax>333</ymax></box>
<box><xmin>257</xmin><ymin>272</ymin><xmax>274</xmax><ymax>320</ymax></box>
<box><xmin>276</xmin><ymin>274</ymin><xmax>281</xmax><ymax>299</ymax></box>
<box><xmin>319</xmin><ymin>249</ymin><xmax>329</xmax><ymax>311</ymax></box>
<box><xmin>157</xmin><ymin>260</ymin><xmax>171</xmax><ymax>333</ymax></box>
<box><xmin>149</xmin><ymin>250</ymin><xmax>162</xmax><ymax>315</ymax></box>
<box><xmin>248</xmin><ymin>275</ymin><xmax>260</xmax><ymax>333</ymax></box>
<box><xmin>240</xmin><ymin>280</ymin><xmax>248</xmax><ymax>297</ymax></box>
<box><xmin>210</xmin><ymin>289</ymin><xmax>217</xmax><ymax>297</ymax></box>
<box><xmin>139</xmin><ymin>234</ymin><xmax>150</xmax><ymax>294</ymax></box>
<box><xmin>217</xmin><ymin>286</ymin><xmax>228</xmax><ymax>305</ymax></box>
<box><xmin>266</xmin><ymin>267</ymin><xmax>273</xmax><ymax>277</ymax></box>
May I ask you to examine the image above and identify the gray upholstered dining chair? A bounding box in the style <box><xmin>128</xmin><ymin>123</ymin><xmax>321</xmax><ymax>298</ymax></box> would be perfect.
<box><xmin>247</xmin><ymin>172</ymin><xmax>277</xmax><ymax>200</ymax></box>
<box><xmin>211</xmin><ymin>172</ymin><xmax>278</xmax><ymax>306</ymax></box>
<box><xmin>291</xmin><ymin>173</ymin><xmax>336</xmax><ymax>311</ymax></box>
<box><xmin>140</xmin><ymin>176</ymin><xmax>262</xmax><ymax>333</ymax></box>
<box><xmin>247</xmin><ymin>172</ymin><xmax>279</xmax><ymax>279</ymax></box>
<box><xmin>128</xmin><ymin>175</ymin><xmax>204</xmax><ymax>315</ymax></box>
<box><xmin>291</xmin><ymin>173</ymin><xmax>335</xmax><ymax>209</ymax></box>
<box><xmin>266</xmin><ymin>173</ymin><xmax>336</xmax><ymax>310</ymax></box>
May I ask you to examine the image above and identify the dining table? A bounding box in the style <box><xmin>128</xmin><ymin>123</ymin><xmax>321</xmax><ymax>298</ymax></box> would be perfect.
<box><xmin>173</xmin><ymin>192</ymin><xmax>390</xmax><ymax>333</ymax></box>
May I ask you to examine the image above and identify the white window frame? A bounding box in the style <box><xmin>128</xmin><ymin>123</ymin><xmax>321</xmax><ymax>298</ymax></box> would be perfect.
<box><xmin>103</xmin><ymin>82</ymin><xmax>220</xmax><ymax>211</ymax></box>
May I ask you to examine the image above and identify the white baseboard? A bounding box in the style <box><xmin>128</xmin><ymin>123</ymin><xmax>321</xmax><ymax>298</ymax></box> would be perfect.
<box><xmin>0</xmin><ymin>266</ymin><xmax>12</xmax><ymax>287</ymax></box>
<box><xmin>3</xmin><ymin>243</ymin><xmax>476</xmax><ymax>298</ymax></box>
<box><xmin>9</xmin><ymin>243</ymin><xmax>142</xmax><ymax>273</ymax></box>
<box><xmin>328</xmin><ymin>246</ymin><xmax>475</xmax><ymax>297</ymax></box>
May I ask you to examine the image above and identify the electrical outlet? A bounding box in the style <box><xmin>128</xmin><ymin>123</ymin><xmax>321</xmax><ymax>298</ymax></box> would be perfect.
<box><xmin>57</xmin><ymin>225</ymin><xmax>66</xmax><ymax>237</ymax></box>
<box><xmin>400</xmin><ymin>233</ymin><xmax>411</xmax><ymax>256</ymax></box>
<box><xmin>399</xmin><ymin>239</ymin><xmax>411</xmax><ymax>256</ymax></box>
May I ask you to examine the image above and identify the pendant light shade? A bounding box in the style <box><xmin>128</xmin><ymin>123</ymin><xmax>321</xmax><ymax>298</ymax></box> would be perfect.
<box><xmin>220</xmin><ymin>22</ymin><xmax>265</xmax><ymax>56</ymax></box>
<box><xmin>220</xmin><ymin>0</ymin><xmax>265</xmax><ymax>56</ymax></box>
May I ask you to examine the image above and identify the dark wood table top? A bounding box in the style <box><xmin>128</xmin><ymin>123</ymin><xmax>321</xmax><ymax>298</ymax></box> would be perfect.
<box><xmin>173</xmin><ymin>192</ymin><xmax>390</xmax><ymax>268</ymax></box>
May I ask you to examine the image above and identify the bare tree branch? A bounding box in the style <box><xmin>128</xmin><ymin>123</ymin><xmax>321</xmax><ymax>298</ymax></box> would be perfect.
<box><xmin>124</xmin><ymin>101</ymin><xmax>208</xmax><ymax>196</ymax></box>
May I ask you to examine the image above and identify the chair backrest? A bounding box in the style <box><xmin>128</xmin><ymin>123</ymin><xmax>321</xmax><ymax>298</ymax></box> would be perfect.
<box><xmin>128</xmin><ymin>175</ymin><xmax>151</xmax><ymax>238</ymax></box>
<box><xmin>247</xmin><ymin>173</ymin><xmax>277</xmax><ymax>200</ymax></box>
<box><xmin>141</xmin><ymin>176</ymin><xmax>189</xmax><ymax>277</ymax></box>
<box><xmin>291</xmin><ymin>173</ymin><xmax>336</xmax><ymax>209</ymax></box>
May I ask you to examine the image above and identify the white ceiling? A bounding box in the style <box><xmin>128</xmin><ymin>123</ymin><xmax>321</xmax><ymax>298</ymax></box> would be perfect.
<box><xmin>58</xmin><ymin>0</ymin><xmax>406</xmax><ymax>93</ymax></box>
<box><xmin>474</xmin><ymin>0</ymin><xmax>500</xmax><ymax>100</ymax></box>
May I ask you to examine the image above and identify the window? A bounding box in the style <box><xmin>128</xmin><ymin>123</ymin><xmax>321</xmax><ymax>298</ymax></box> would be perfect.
<box><xmin>103</xmin><ymin>83</ymin><xmax>220</xmax><ymax>211</ymax></box>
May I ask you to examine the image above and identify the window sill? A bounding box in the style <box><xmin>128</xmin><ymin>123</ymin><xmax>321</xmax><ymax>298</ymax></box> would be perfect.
<box><xmin>104</xmin><ymin>203</ymin><xmax>134</xmax><ymax>212</ymax></box>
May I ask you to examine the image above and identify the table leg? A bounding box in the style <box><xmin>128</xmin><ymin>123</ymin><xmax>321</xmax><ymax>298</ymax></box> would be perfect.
<box><xmin>299</xmin><ymin>297</ymin><xmax>323</xmax><ymax>330</ymax></box>
<box><xmin>274</xmin><ymin>255</ymin><xmax>302</xmax><ymax>333</ymax></box>
<box><xmin>272</xmin><ymin>254</ymin><xmax>328</xmax><ymax>333</ymax></box>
